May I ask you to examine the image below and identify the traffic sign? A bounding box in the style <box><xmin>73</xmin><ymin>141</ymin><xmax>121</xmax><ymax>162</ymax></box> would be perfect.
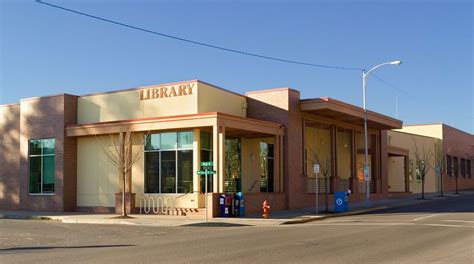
<box><xmin>200</xmin><ymin>161</ymin><xmax>213</xmax><ymax>167</ymax></box>
<box><xmin>197</xmin><ymin>170</ymin><xmax>216</xmax><ymax>175</ymax></box>
<box><xmin>313</xmin><ymin>164</ymin><xmax>320</xmax><ymax>174</ymax></box>
<box><xmin>364</xmin><ymin>165</ymin><xmax>370</xmax><ymax>181</ymax></box>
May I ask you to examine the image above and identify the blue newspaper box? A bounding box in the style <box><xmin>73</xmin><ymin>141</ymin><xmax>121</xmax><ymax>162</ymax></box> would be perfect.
<box><xmin>334</xmin><ymin>191</ymin><xmax>349</xmax><ymax>213</ymax></box>
<box><xmin>237</xmin><ymin>192</ymin><xmax>245</xmax><ymax>217</ymax></box>
<box><xmin>219</xmin><ymin>194</ymin><xmax>228</xmax><ymax>217</ymax></box>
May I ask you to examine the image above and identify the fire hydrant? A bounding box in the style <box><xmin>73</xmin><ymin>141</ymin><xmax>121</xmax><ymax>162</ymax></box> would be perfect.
<box><xmin>262</xmin><ymin>200</ymin><xmax>270</xmax><ymax>219</ymax></box>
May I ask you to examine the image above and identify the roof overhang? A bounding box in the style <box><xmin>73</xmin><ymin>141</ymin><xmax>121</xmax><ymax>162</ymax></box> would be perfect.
<box><xmin>66</xmin><ymin>112</ymin><xmax>284</xmax><ymax>137</ymax></box>
<box><xmin>300</xmin><ymin>97</ymin><xmax>402</xmax><ymax>130</ymax></box>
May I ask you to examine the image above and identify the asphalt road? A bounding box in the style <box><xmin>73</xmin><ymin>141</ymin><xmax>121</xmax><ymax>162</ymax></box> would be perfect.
<box><xmin>1</xmin><ymin>194</ymin><xmax>473</xmax><ymax>264</ymax></box>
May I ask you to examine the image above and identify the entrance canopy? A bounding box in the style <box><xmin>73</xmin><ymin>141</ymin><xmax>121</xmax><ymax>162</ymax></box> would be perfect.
<box><xmin>66</xmin><ymin>112</ymin><xmax>284</xmax><ymax>137</ymax></box>
<box><xmin>301</xmin><ymin>97</ymin><xmax>402</xmax><ymax>130</ymax></box>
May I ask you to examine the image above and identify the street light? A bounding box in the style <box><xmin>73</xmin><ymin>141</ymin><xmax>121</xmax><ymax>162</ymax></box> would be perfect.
<box><xmin>362</xmin><ymin>60</ymin><xmax>401</xmax><ymax>207</ymax></box>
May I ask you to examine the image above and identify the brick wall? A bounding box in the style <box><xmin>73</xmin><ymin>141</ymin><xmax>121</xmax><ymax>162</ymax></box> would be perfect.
<box><xmin>0</xmin><ymin>104</ymin><xmax>21</xmax><ymax>209</ymax></box>
<box><xmin>18</xmin><ymin>94</ymin><xmax>78</xmax><ymax>211</ymax></box>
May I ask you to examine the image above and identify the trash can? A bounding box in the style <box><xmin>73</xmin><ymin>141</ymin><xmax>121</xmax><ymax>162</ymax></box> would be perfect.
<box><xmin>237</xmin><ymin>192</ymin><xmax>245</xmax><ymax>217</ymax></box>
<box><xmin>334</xmin><ymin>191</ymin><xmax>349</xmax><ymax>213</ymax></box>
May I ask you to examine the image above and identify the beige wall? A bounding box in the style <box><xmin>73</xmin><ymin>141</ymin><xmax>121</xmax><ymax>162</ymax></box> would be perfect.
<box><xmin>77</xmin><ymin>136</ymin><xmax>119</xmax><ymax>207</ymax></box>
<box><xmin>197</xmin><ymin>83</ymin><xmax>247</xmax><ymax>117</ymax></box>
<box><xmin>241</xmin><ymin>137</ymin><xmax>274</xmax><ymax>194</ymax></box>
<box><xmin>78</xmin><ymin>81</ymin><xmax>247</xmax><ymax>124</ymax></box>
<box><xmin>336</xmin><ymin>130</ymin><xmax>351</xmax><ymax>180</ymax></box>
<box><xmin>388</xmin><ymin>156</ymin><xmax>405</xmax><ymax>192</ymax></box>
<box><xmin>77</xmin><ymin>131</ymin><xmax>202</xmax><ymax>208</ymax></box>
<box><xmin>388</xmin><ymin>131</ymin><xmax>438</xmax><ymax>193</ymax></box>
<box><xmin>395</xmin><ymin>124</ymin><xmax>443</xmax><ymax>139</ymax></box>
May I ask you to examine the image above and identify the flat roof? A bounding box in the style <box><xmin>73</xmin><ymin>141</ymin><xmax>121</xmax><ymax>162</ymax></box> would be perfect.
<box><xmin>300</xmin><ymin>97</ymin><xmax>402</xmax><ymax>130</ymax></box>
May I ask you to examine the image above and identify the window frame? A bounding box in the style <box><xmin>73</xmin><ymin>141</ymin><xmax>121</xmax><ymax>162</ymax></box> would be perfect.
<box><xmin>28</xmin><ymin>138</ymin><xmax>56</xmax><ymax>195</ymax></box>
<box><xmin>144</xmin><ymin>132</ymin><xmax>194</xmax><ymax>194</ymax></box>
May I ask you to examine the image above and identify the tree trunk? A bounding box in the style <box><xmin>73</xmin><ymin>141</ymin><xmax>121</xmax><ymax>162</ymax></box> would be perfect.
<box><xmin>325</xmin><ymin>175</ymin><xmax>329</xmax><ymax>212</ymax></box>
<box><xmin>421</xmin><ymin>175</ymin><xmax>425</xmax><ymax>199</ymax></box>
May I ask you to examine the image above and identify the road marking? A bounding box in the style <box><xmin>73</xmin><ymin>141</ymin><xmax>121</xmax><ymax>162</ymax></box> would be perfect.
<box><xmin>413</xmin><ymin>214</ymin><xmax>438</xmax><ymax>221</ymax></box>
<box><xmin>423</xmin><ymin>224</ymin><xmax>473</xmax><ymax>228</ymax></box>
<box><xmin>443</xmin><ymin>220</ymin><xmax>474</xmax><ymax>224</ymax></box>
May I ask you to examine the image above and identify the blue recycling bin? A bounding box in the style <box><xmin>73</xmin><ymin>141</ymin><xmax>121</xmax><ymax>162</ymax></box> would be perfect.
<box><xmin>334</xmin><ymin>191</ymin><xmax>349</xmax><ymax>213</ymax></box>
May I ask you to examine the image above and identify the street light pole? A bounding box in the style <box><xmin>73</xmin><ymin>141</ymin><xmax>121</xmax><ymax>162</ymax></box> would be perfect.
<box><xmin>362</xmin><ymin>60</ymin><xmax>401</xmax><ymax>207</ymax></box>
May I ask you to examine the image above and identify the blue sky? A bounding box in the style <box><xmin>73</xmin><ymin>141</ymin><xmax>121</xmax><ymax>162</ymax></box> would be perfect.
<box><xmin>1</xmin><ymin>0</ymin><xmax>473</xmax><ymax>133</ymax></box>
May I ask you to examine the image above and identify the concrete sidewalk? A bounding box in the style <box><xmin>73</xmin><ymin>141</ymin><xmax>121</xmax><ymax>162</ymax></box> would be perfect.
<box><xmin>1</xmin><ymin>191</ymin><xmax>471</xmax><ymax>227</ymax></box>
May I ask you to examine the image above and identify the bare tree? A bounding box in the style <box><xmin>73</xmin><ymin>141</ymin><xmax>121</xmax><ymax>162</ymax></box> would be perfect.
<box><xmin>95</xmin><ymin>131</ymin><xmax>148</xmax><ymax>217</ymax></box>
<box><xmin>313</xmin><ymin>150</ymin><xmax>331</xmax><ymax>212</ymax></box>
<box><xmin>412</xmin><ymin>137</ymin><xmax>433</xmax><ymax>200</ymax></box>
<box><xmin>433</xmin><ymin>140</ymin><xmax>445</xmax><ymax>196</ymax></box>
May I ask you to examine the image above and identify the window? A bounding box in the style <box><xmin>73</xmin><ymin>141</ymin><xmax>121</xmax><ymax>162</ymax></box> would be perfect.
<box><xmin>467</xmin><ymin>160</ymin><xmax>471</xmax><ymax>179</ymax></box>
<box><xmin>453</xmin><ymin>157</ymin><xmax>459</xmax><ymax>178</ymax></box>
<box><xmin>200</xmin><ymin>131</ymin><xmax>213</xmax><ymax>193</ymax></box>
<box><xmin>461</xmin><ymin>158</ymin><xmax>466</xmax><ymax>178</ymax></box>
<box><xmin>260</xmin><ymin>142</ymin><xmax>274</xmax><ymax>193</ymax></box>
<box><xmin>29</xmin><ymin>139</ymin><xmax>55</xmax><ymax>194</ymax></box>
<box><xmin>225</xmin><ymin>138</ymin><xmax>241</xmax><ymax>193</ymax></box>
<box><xmin>144</xmin><ymin>132</ymin><xmax>193</xmax><ymax>194</ymax></box>
<box><xmin>446</xmin><ymin>155</ymin><xmax>452</xmax><ymax>176</ymax></box>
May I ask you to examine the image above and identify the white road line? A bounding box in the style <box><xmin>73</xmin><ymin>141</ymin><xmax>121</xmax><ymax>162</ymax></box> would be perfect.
<box><xmin>413</xmin><ymin>214</ymin><xmax>438</xmax><ymax>221</ymax></box>
<box><xmin>423</xmin><ymin>224</ymin><xmax>473</xmax><ymax>228</ymax></box>
<box><xmin>443</xmin><ymin>220</ymin><xmax>474</xmax><ymax>224</ymax></box>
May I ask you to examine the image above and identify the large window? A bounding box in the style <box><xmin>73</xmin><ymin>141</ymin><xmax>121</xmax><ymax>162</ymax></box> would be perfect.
<box><xmin>200</xmin><ymin>131</ymin><xmax>213</xmax><ymax>193</ymax></box>
<box><xmin>225</xmin><ymin>138</ymin><xmax>241</xmax><ymax>193</ymax></box>
<box><xmin>467</xmin><ymin>160</ymin><xmax>472</xmax><ymax>179</ymax></box>
<box><xmin>461</xmin><ymin>158</ymin><xmax>466</xmax><ymax>178</ymax></box>
<box><xmin>453</xmin><ymin>156</ymin><xmax>459</xmax><ymax>178</ymax></box>
<box><xmin>337</xmin><ymin>128</ymin><xmax>352</xmax><ymax>191</ymax></box>
<box><xmin>29</xmin><ymin>139</ymin><xmax>55</xmax><ymax>194</ymax></box>
<box><xmin>260</xmin><ymin>142</ymin><xmax>274</xmax><ymax>193</ymax></box>
<box><xmin>447</xmin><ymin>155</ymin><xmax>452</xmax><ymax>176</ymax></box>
<box><xmin>305</xmin><ymin>121</ymin><xmax>332</xmax><ymax>194</ymax></box>
<box><xmin>144</xmin><ymin>131</ymin><xmax>193</xmax><ymax>194</ymax></box>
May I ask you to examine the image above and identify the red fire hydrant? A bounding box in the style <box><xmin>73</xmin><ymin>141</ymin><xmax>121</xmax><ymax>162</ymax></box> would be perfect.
<box><xmin>262</xmin><ymin>200</ymin><xmax>270</xmax><ymax>219</ymax></box>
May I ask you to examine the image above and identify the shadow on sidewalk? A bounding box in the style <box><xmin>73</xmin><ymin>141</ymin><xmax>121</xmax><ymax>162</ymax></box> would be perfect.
<box><xmin>0</xmin><ymin>244</ymin><xmax>135</xmax><ymax>252</ymax></box>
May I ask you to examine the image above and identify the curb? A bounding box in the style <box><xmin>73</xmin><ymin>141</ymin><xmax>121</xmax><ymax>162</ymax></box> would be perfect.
<box><xmin>281</xmin><ymin>197</ymin><xmax>438</xmax><ymax>225</ymax></box>
<box><xmin>0</xmin><ymin>214</ymin><xmax>52</xmax><ymax>221</ymax></box>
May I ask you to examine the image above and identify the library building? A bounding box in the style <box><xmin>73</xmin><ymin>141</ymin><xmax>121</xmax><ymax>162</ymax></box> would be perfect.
<box><xmin>0</xmin><ymin>80</ymin><xmax>405</xmax><ymax>217</ymax></box>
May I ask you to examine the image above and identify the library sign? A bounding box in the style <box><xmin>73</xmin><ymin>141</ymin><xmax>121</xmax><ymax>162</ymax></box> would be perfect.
<box><xmin>139</xmin><ymin>83</ymin><xmax>195</xmax><ymax>101</ymax></box>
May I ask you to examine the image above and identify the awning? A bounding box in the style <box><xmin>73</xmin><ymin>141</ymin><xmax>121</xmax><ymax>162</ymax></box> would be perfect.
<box><xmin>300</xmin><ymin>97</ymin><xmax>402</xmax><ymax>130</ymax></box>
<box><xmin>66</xmin><ymin>112</ymin><xmax>284</xmax><ymax>137</ymax></box>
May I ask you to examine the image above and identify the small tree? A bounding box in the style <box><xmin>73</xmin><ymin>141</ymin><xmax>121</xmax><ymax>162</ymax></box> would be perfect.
<box><xmin>433</xmin><ymin>140</ymin><xmax>445</xmax><ymax>196</ymax></box>
<box><xmin>413</xmin><ymin>137</ymin><xmax>432</xmax><ymax>200</ymax></box>
<box><xmin>95</xmin><ymin>131</ymin><xmax>148</xmax><ymax>217</ymax></box>
<box><xmin>313</xmin><ymin>151</ymin><xmax>331</xmax><ymax>212</ymax></box>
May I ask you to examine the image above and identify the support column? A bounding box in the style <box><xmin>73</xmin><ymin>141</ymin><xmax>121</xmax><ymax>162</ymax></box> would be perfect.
<box><xmin>218</xmin><ymin>126</ymin><xmax>225</xmax><ymax>193</ymax></box>
<box><xmin>351</xmin><ymin>129</ymin><xmax>358</xmax><ymax>193</ymax></box>
<box><xmin>125</xmin><ymin>132</ymin><xmax>132</xmax><ymax>193</ymax></box>
<box><xmin>330</xmin><ymin>125</ymin><xmax>337</xmax><ymax>193</ymax></box>
<box><xmin>212</xmin><ymin>125</ymin><xmax>219</xmax><ymax>193</ymax></box>
<box><xmin>193</xmin><ymin>129</ymin><xmax>200</xmax><ymax>194</ymax></box>
<box><xmin>274</xmin><ymin>135</ymin><xmax>280</xmax><ymax>192</ymax></box>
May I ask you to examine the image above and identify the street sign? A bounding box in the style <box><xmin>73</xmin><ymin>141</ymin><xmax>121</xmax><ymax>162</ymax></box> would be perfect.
<box><xmin>364</xmin><ymin>165</ymin><xmax>370</xmax><ymax>181</ymax></box>
<box><xmin>200</xmin><ymin>161</ymin><xmax>213</xmax><ymax>167</ymax></box>
<box><xmin>313</xmin><ymin>164</ymin><xmax>320</xmax><ymax>174</ymax></box>
<box><xmin>197</xmin><ymin>170</ymin><xmax>216</xmax><ymax>175</ymax></box>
